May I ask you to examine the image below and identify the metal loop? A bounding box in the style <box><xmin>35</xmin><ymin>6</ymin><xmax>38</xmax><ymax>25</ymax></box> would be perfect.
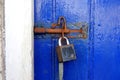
<box><xmin>58</xmin><ymin>16</ymin><xmax>67</xmax><ymax>38</ymax></box>
<box><xmin>58</xmin><ymin>37</ymin><xmax>70</xmax><ymax>46</ymax></box>
<box><xmin>58</xmin><ymin>16</ymin><xmax>67</xmax><ymax>30</ymax></box>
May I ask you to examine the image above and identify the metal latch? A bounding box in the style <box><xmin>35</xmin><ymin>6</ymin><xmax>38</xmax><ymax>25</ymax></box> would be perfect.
<box><xmin>34</xmin><ymin>16</ymin><xmax>88</xmax><ymax>39</ymax></box>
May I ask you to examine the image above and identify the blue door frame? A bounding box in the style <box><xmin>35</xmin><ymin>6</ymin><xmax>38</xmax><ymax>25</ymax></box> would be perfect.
<box><xmin>34</xmin><ymin>0</ymin><xmax>120</xmax><ymax>80</ymax></box>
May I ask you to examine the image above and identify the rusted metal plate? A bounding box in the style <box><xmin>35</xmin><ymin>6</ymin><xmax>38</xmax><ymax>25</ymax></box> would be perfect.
<box><xmin>34</xmin><ymin>22</ymin><xmax>88</xmax><ymax>39</ymax></box>
<box><xmin>34</xmin><ymin>17</ymin><xmax>88</xmax><ymax>39</ymax></box>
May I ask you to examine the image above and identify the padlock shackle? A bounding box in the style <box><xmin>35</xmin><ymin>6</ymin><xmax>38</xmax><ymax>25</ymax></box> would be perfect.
<box><xmin>58</xmin><ymin>37</ymin><xmax>70</xmax><ymax>46</ymax></box>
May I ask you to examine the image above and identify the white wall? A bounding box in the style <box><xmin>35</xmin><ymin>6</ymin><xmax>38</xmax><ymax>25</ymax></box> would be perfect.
<box><xmin>5</xmin><ymin>0</ymin><xmax>33</xmax><ymax>80</ymax></box>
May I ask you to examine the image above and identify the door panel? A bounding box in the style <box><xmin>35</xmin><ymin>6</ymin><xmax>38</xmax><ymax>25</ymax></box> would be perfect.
<box><xmin>34</xmin><ymin>0</ymin><xmax>90</xmax><ymax>80</ymax></box>
<box><xmin>34</xmin><ymin>39</ymin><xmax>52</xmax><ymax>80</ymax></box>
<box><xmin>34</xmin><ymin>0</ymin><xmax>57</xmax><ymax>80</ymax></box>
<box><xmin>34</xmin><ymin>0</ymin><xmax>120</xmax><ymax>80</ymax></box>
<box><xmin>94</xmin><ymin>0</ymin><xmax>120</xmax><ymax>80</ymax></box>
<box><xmin>34</xmin><ymin>0</ymin><xmax>53</xmax><ymax>27</ymax></box>
<box><xmin>55</xmin><ymin>0</ymin><xmax>89</xmax><ymax>80</ymax></box>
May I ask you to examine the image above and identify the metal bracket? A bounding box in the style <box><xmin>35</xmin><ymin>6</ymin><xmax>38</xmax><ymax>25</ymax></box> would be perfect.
<box><xmin>34</xmin><ymin>17</ymin><xmax>88</xmax><ymax>39</ymax></box>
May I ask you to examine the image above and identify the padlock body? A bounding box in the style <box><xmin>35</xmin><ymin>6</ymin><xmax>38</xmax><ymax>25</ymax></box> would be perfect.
<box><xmin>56</xmin><ymin>44</ymin><xmax>76</xmax><ymax>63</ymax></box>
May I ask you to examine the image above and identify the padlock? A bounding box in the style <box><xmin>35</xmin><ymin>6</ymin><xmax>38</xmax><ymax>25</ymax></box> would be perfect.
<box><xmin>56</xmin><ymin>37</ymin><xmax>76</xmax><ymax>63</ymax></box>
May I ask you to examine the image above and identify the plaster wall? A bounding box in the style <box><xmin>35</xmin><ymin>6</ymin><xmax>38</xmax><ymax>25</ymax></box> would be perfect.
<box><xmin>5</xmin><ymin>0</ymin><xmax>34</xmax><ymax>80</ymax></box>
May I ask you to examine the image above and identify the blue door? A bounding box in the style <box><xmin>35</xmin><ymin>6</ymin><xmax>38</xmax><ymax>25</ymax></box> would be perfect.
<box><xmin>34</xmin><ymin>0</ymin><xmax>120</xmax><ymax>80</ymax></box>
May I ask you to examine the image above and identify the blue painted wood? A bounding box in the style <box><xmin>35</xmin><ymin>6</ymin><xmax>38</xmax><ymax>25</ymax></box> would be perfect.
<box><xmin>93</xmin><ymin>0</ymin><xmax>120</xmax><ymax>80</ymax></box>
<box><xmin>55</xmin><ymin>1</ymin><xmax>89</xmax><ymax>80</ymax></box>
<box><xmin>34</xmin><ymin>39</ymin><xmax>52</xmax><ymax>80</ymax></box>
<box><xmin>34</xmin><ymin>0</ymin><xmax>120</xmax><ymax>80</ymax></box>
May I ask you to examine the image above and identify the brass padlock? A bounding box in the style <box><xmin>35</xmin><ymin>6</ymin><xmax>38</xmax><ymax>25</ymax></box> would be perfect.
<box><xmin>56</xmin><ymin>37</ymin><xmax>76</xmax><ymax>63</ymax></box>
